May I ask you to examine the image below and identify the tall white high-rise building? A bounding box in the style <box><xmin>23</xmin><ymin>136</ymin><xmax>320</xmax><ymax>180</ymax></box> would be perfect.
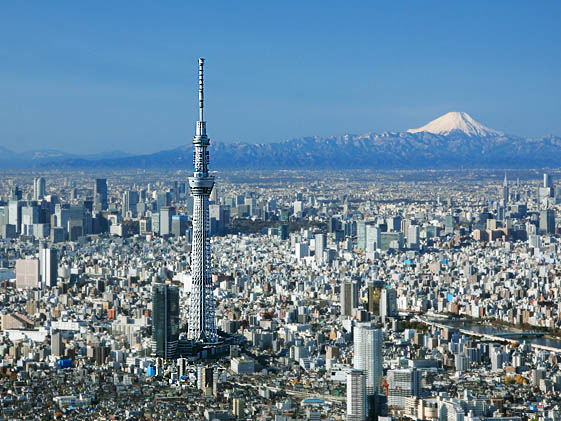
<box><xmin>365</xmin><ymin>224</ymin><xmax>380</xmax><ymax>253</ymax></box>
<box><xmin>34</xmin><ymin>177</ymin><xmax>46</xmax><ymax>201</ymax></box>
<box><xmin>40</xmin><ymin>246</ymin><xmax>58</xmax><ymax>288</ymax></box>
<box><xmin>406</xmin><ymin>224</ymin><xmax>420</xmax><ymax>249</ymax></box>
<box><xmin>380</xmin><ymin>288</ymin><xmax>398</xmax><ymax>320</ymax></box>
<box><xmin>295</xmin><ymin>242</ymin><xmax>309</xmax><ymax>259</ymax></box>
<box><xmin>347</xmin><ymin>369</ymin><xmax>367</xmax><ymax>421</ymax></box>
<box><xmin>353</xmin><ymin>322</ymin><xmax>383</xmax><ymax>395</ymax></box>
<box><xmin>544</xmin><ymin>173</ymin><xmax>553</xmax><ymax>188</ymax></box>
<box><xmin>314</xmin><ymin>232</ymin><xmax>327</xmax><ymax>264</ymax></box>
<box><xmin>187</xmin><ymin>58</ymin><xmax>218</xmax><ymax>343</ymax></box>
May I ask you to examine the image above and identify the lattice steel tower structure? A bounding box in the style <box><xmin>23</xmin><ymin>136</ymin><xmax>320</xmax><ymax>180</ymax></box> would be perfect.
<box><xmin>187</xmin><ymin>58</ymin><xmax>217</xmax><ymax>343</ymax></box>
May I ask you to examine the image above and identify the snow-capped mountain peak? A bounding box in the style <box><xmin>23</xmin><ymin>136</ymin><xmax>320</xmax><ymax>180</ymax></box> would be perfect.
<box><xmin>407</xmin><ymin>111</ymin><xmax>503</xmax><ymax>137</ymax></box>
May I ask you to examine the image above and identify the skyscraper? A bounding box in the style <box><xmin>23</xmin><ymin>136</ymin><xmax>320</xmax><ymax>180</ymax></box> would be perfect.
<box><xmin>51</xmin><ymin>330</ymin><xmax>64</xmax><ymax>357</ymax></box>
<box><xmin>94</xmin><ymin>178</ymin><xmax>108</xmax><ymax>210</ymax></box>
<box><xmin>315</xmin><ymin>232</ymin><xmax>327</xmax><ymax>264</ymax></box>
<box><xmin>171</xmin><ymin>214</ymin><xmax>188</xmax><ymax>237</ymax></box>
<box><xmin>152</xmin><ymin>282</ymin><xmax>180</xmax><ymax>359</ymax></box>
<box><xmin>341</xmin><ymin>281</ymin><xmax>359</xmax><ymax>317</ymax></box>
<box><xmin>502</xmin><ymin>172</ymin><xmax>509</xmax><ymax>203</ymax></box>
<box><xmin>11</xmin><ymin>186</ymin><xmax>22</xmax><ymax>201</ymax></box>
<box><xmin>356</xmin><ymin>221</ymin><xmax>367</xmax><ymax>251</ymax></box>
<box><xmin>159</xmin><ymin>207</ymin><xmax>176</xmax><ymax>236</ymax></box>
<box><xmin>122</xmin><ymin>190</ymin><xmax>139</xmax><ymax>217</ymax></box>
<box><xmin>539</xmin><ymin>209</ymin><xmax>555</xmax><ymax>234</ymax></box>
<box><xmin>40</xmin><ymin>246</ymin><xmax>58</xmax><ymax>288</ymax></box>
<box><xmin>365</xmin><ymin>223</ymin><xmax>380</xmax><ymax>253</ymax></box>
<box><xmin>354</xmin><ymin>322</ymin><xmax>383</xmax><ymax>395</ymax></box>
<box><xmin>406</xmin><ymin>224</ymin><xmax>420</xmax><ymax>250</ymax></box>
<box><xmin>156</xmin><ymin>191</ymin><xmax>171</xmax><ymax>211</ymax></box>
<box><xmin>187</xmin><ymin>58</ymin><xmax>218</xmax><ymax>343</ymax></box>
<box><xmin>380</xmin><ymin>288</ymin><xmax>398</xmax><ymax>321</ymax></box>
<box><xmin>34</xmin><ymin>177</ymin><xmax>46</xmax><ymax>201</ymax></box>
<box><xmin>544</xmin><ymin>173</ymin><xmax>553</xmax><ymax>189</ymax></box>
<box><xmin>347</xmin><ymin>369</ymin><xmax>367</xmax><ymax>421</ymax></box>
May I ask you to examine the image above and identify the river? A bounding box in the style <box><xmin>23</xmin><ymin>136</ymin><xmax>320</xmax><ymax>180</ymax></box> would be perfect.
<box><xmin>433</xmin><ymin>318</ymin><xmax>561</xmax><ymax>350</ymax></box>
<box><xmin>0</xmin><ymin>268</ymin><xmax>15</xmax><ymax>281</ymax></box>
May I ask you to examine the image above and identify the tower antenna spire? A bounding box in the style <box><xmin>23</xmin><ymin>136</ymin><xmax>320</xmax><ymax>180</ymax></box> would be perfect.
<box><xmin>198</xmin><ymin>58</ymin><xmax>205</xmax><ymax>122</ymax></box>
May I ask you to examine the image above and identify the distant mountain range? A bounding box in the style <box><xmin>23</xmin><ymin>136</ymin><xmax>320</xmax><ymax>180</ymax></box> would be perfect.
<box><xmin>2</xmin><ymin>112</ymin><xmax>561</xmax><ymax>170</ymax></box>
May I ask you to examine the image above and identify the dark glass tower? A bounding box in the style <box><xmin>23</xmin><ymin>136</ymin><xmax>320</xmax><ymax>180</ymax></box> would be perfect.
<box><xmin>94</xmin><ymin>178</ymin><xmax>108</xmax><ymax>210</ymax></box>
<box><xmin>152</xmin><ymin>282</ymin><xmax>180</xmax><ymax>359</ymax></box>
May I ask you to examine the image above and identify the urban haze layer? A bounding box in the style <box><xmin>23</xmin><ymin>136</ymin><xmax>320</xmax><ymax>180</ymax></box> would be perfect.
<box><xmin>2</xmin><ymin>63</ymin><xmax>561</xmax><ymax>421</ymax></box>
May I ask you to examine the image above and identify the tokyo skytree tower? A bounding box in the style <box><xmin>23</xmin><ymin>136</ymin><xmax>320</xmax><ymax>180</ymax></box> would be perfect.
<box><xmin>187</xmin><ymin>58</ymin><xmax>217</xmax><ymax>343</ymax></box>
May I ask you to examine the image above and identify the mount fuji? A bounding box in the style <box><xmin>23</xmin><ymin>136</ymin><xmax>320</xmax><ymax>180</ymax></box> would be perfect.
<box><xmin>407</xmin><ymin>111</ymin><xmax>504</xmax><ymax>137</ymax></box>
<box><xmin>1</xmin><ymin>112</ymin><xmax>560</xmax><ymax>169</ymax></box>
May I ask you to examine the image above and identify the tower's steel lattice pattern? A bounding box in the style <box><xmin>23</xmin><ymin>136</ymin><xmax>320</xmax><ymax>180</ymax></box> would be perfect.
<box><xmin>187</xmin><ymin>58</ymin><xmax>217</xmax><ymax>343</ymax></box>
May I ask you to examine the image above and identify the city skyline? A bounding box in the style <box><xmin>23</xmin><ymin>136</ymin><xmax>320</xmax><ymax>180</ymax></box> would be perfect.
<box><xmin>2</xmin><ymin>3</ymin><xmax>561</xmax><ymax>419</ymax></box>
<box><xmin>1</xmin><ymin>2</ymin><xmax>560</xmax><ymax>154</ymax></box>
<box><xmin>3</xmin><ymin>166</ymin><xmax>561</xmax><ymax>418</ymax></box>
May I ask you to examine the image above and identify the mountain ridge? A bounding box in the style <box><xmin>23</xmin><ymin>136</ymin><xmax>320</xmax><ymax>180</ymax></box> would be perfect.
<box><xmin>1</xmin><ymin>113</ymin><xmax>560</xmax><ymax>170</ymax></box>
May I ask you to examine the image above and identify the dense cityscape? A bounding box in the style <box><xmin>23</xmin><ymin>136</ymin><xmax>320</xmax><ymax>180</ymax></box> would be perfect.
<box><xmin>1</xmin><ymin>163</ymin><xmax>561</xmax><ymax>420</ymax></box>
<box><xmin>3</xmin><ymin>1</ymin><xmax>561</xmax><ymax>419</ymax></box>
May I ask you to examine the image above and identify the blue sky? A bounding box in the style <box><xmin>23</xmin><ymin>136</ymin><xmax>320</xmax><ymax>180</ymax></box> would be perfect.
<box><xmin>1</xmin><ymin>2</ymin><xmax>560</xmax><ymax>154</ymax></box>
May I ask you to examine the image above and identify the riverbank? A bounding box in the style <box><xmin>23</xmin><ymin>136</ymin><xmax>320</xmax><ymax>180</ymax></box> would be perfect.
<box><xmin>435</xmin><ymin>313</ymin><xmax>561</xmax><ymax>340</ymax></box>
<box><xmin>425</xmin><ymin>317</ymin><xmax>561</xmax><ymax>351</ymax></box>
<box><xmin>487</xmin><ymin>318</ymin><xmax>561</xmax><ymax>340</ymax></box>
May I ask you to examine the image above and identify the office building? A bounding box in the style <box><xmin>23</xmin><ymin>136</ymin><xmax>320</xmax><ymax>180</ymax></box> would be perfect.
<box><xmin>544</xmin><ymin>173</ymin><xmax>553</xmax><ymax>189</ymax></box>
<box><xmin>156</xmin><ymin>192</ymin><xmax>171</xmax><ymax>211</ymax></box>
<box><xmin>502</xmin><ymin>173</ymin><xmax>509</xmax><ymax>203</ymax></box>
<box><xmin>11</xmin><ymin>186</ymin><xmax>22</xmax><ymax>201</ymax></box>
<box><xmin>210</xmin><ymin>204</ymin><xmax>229</xmax><ymax>236</ymax></box>
<box><xmin>366</xmin><ymin>223</ymin><xmax>380</xmax><ymax>252</ymax></box>
<box><xmin>539</xmin><ymin>209</ymin><xmax>555</xmax><ymax>234</ymax></box>
<box><xmin>151</xmin><ymin>213</ymin><xmax>160</xmax><ymax>235</ymax></box>
<box><xmin>406</xmin><ymin>224</ymin><xmax>420</xmax><ymax>249</ymax></box>
<box><xmin>387</xmin><ymin>215</ymin><xmax>402</xmax><ymax>232</ymax></box>
<box><xmin>8</xmin><ymin>200</ymin><xmax>22</xmax><ymax>233</ymax></box>
<box><xmin>40</xmin><ymin>246</ymin><xmax>58</xmax><ymax>288</ymax></box>
<box><xmin>122</xmin><ymin>190</ymin><xmax>139</xmax><ymax>217</ymax></box>
<box><xmin>34</xmin><ymin>177</ymin><xmax>46</xmax><ymax>201</ymax></box>
<box><xmin>151</xmin><ymin>282</ymin><xmax>180</xmax><ymax>359</ymax></box>
<box><xmin>51</xmin><ymin>331</ymin><xmax>64</xmax><ymax>357</ymax></box>
<box><xmin>356</xmin><ymin>221</ymin><xmax>367</xmax><ymax>251</ymax></box>
<box><xmin>94</xmin><ymin>178</ymin><xmax>108</xmax><ymax>210</ymax></box>
<box><xmin>341</xmin><ymin>281</ymin><xmax>359</xmax><ymax>317</ymax></box>
<box><xmin>159</xmin><ymin>207</ymin><xmax>175</xmax><ymax>236</ymax></box>
<box><xmin>380</xmin><ymin>288</ymin><xmax>398</xmax><ymax>321</ymax></box>
<box><xmin>315</xmin><ymin>232</ymin><xmax>327</xmax><ymax>264</ymax></box>
<box><xmin>367</xmin><ymin>285</ymin><xmax>382</xmax><ymax>315</ymax></box>
<box><xmin>295</xmin><ymin>242</ymin><xmax>309</xmax><ymax>259</ymax></box>
<box><xmin>379</xmin><ymin>232</ymin><xmax>404</xmax><ymax>251</ymax></box>
<box><xmin>171</xmin><ymin>215</ymin><xmax>188</xmax><ymax>237</ymax></box>
<box><xmin>199</xmin><ymin>366</ymin><xmax>215</xmax><ymax>396</ymax></box>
